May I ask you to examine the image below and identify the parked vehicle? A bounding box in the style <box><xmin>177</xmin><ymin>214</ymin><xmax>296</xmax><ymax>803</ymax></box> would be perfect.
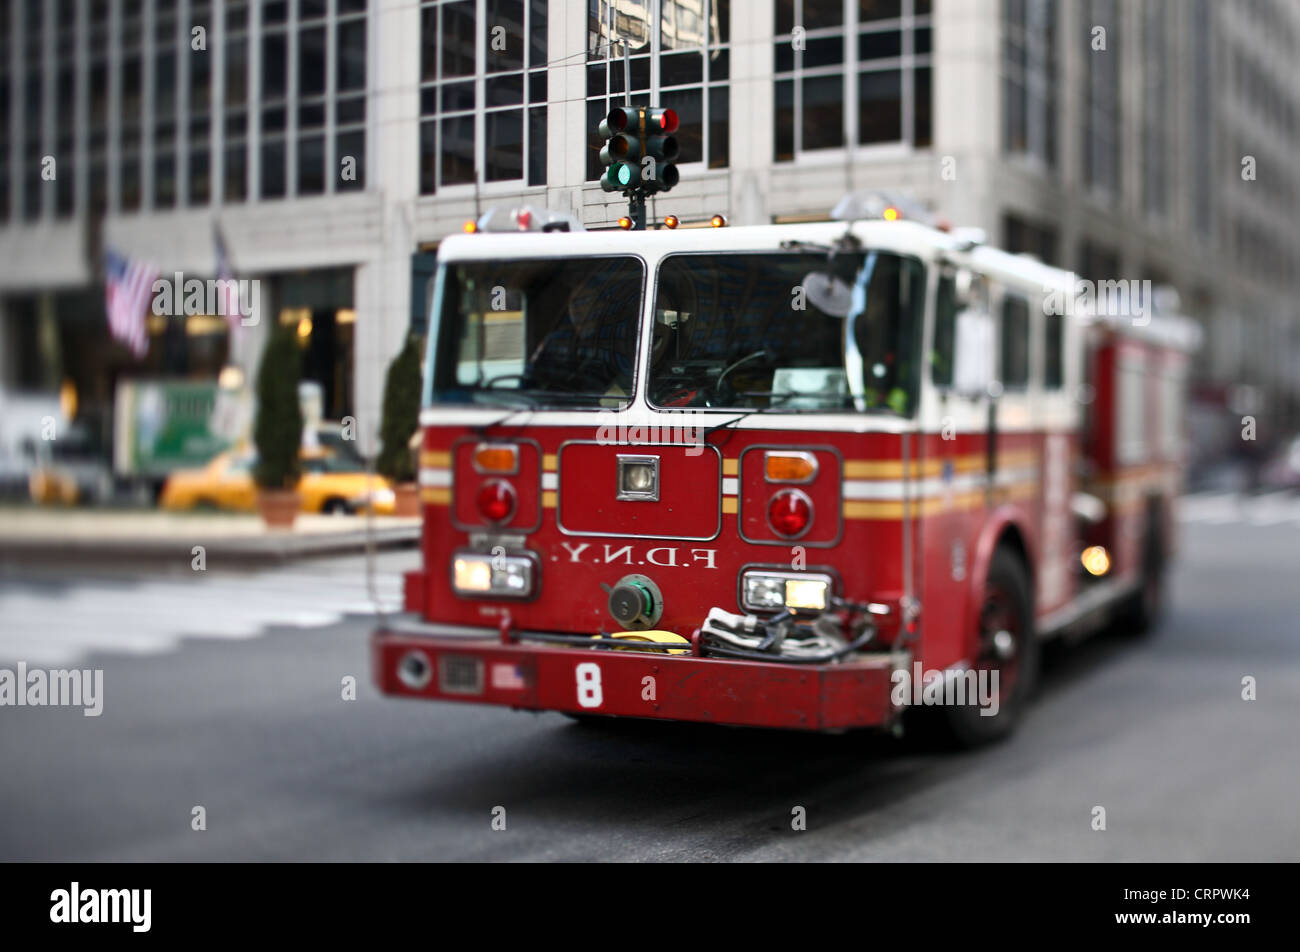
<box><xmin>160</xmin><ymin>447</ymin><xmax>396</xmax><ymax>515</ymax></box>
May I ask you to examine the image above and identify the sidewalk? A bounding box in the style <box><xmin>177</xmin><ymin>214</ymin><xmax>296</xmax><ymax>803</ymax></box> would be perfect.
<box><xmin>0</xmin><ymin>506</ymin><xmax>421</xmax><ymax>564</ymax></box>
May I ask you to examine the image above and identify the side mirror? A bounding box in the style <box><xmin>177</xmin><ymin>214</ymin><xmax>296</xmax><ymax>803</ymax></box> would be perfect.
<box><xmin>800</xmin><ymin>270</ymin><xmax>853</xmax><ymax>318</ymax></box>
<box><xmin>952</xmin><ymin>268</ymin><xmax>978</xmax><ymax>309</ymax></box>
<box><xmin>952</xmin><ymin>307</ymin><xmax>994</xmax><ymax>398</ymax></box>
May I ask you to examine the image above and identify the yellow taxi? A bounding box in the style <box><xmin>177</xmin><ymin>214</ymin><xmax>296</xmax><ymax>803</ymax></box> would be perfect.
<box><xmin>159</xmin><ymin>447</ymin><xmax>396</xmax><ymax>515</ymax></box>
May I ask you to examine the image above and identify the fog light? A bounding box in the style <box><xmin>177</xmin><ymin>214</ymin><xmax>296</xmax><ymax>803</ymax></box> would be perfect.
<box><xmin>741</xmin><ymin>571</ymin><xmax>832</xmax><ymax>613</ymax></box>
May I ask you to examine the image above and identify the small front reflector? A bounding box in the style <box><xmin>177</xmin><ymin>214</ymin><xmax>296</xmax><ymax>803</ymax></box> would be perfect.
<box><xmin>764</xmin><ymin>451</ymin><xmax>818</xmax><ymax>483</ymax></box>
<box><xmin>473</xmin><ymin>443</ymin><xmax>518</xmax><ymax>474</ymax></box>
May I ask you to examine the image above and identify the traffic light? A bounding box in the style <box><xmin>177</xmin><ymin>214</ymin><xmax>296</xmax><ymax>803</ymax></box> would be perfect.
<box><xmin>598</xmin><ymin>107</ymin><xmax>641</xmax><ymax>193</ymax></box>
<box><xmin>641</xmin><ymin>107</ymin><xmax>679</xmax><ymax>193</ymax></box>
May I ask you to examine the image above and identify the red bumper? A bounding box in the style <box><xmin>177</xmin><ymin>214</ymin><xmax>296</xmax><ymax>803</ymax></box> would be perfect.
<box><xmin>372</xmin><ymin>627</ymin><xmax>907</xmax><ymax>731</ymax></box>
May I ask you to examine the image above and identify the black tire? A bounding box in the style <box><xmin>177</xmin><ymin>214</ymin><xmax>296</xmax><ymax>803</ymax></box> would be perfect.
<box><xmin>940</xmin><ymin>546</ymin><xmax>1038</xmax><ymax>748</ymax></box>
<box><xmin>1121</xmin><ymin>506</ymin><xmax>1166</xmax><ymax>636</ymax></box>
<box><xmin>322</xmin><ymin>497</ymin><xmax>352</xmax><ymax>515</ymax></box>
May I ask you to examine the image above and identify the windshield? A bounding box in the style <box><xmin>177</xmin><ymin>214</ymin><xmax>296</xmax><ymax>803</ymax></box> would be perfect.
<box><xmin>648</xmin><ymin>250</ymin><xmax>926</xmax><ymax>414</ymax></box>
<box><xmin>427</xmin><ymin>256</ymin><xmax>644</xmax><ymax>409</ymax></box>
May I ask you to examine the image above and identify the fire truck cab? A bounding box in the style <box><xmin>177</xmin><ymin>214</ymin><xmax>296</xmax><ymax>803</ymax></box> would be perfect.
<box><xmin>372</xmin><ymin>200</ymin><xmax>1197</xmax><ymax>745</ymax></box>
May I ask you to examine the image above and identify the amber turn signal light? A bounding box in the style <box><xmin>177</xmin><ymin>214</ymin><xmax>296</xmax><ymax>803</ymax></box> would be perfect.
<box><xmin>764</xmin><ymin>451</ymin><xmax>818</xmax><ymax>484</ymax></box>
<box><xmin>473</xmin><ymin>443</ymin><xmax>519</xmax><ymax>475</ymax></box>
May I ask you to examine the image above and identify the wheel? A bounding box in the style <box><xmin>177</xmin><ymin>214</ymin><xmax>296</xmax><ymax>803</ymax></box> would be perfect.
<box><xmin>941</xmin><ymin>545</ymin><xmax>1038</xmax><ymax>747</ymax></box>
<box><xmin>1120</xmin><ymin>507</ymin><xmax>1166</xmax><ymax>635</ymax></box>
<box><xmin>322</xmin><ymin>497</ymin><xmax>352</xmax><ymax>515</ymax></box>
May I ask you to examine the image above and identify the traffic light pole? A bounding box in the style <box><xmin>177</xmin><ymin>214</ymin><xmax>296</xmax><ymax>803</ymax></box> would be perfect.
<box><xmin>627</xmin><ymin>192</ymin><xmax>646</xmax><ymax>231</ymax></box>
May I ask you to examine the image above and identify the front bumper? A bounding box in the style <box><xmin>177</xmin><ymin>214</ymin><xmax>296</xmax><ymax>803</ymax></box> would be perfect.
<box><xmin>371</xmin><ymin>623</ymin><xmax>908</xmax><ymax>731</ymax></box>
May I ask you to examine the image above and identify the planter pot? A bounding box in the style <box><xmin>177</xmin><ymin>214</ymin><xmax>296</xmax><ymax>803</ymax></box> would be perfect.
<box><xmin>257</xmin><ymin>488</ymin><xmax>301</xmax><ymax>528</ymax></box>
<box><xmin>393</xmin><ymin>483</ymin><xmax>421</xmax><ymax>517</ymax></box>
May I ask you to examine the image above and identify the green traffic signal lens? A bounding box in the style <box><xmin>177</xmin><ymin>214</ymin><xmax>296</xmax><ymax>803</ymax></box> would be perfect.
<box><xmin>617</xmin><ymin>164</ymin><xmax>632</xmax><ymax>186</ymax></box>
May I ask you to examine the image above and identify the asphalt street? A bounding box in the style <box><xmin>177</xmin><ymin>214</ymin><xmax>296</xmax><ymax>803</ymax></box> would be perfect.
<box><xmin>1</xmin><ymin>496</ymin><xmax>1297</xmax><ymax>861</ymax></box>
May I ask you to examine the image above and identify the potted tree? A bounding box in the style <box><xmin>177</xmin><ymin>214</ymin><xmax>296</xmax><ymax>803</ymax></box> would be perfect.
<box><xmin>253</xmin><ymin>323</ymin><xmax>304</xmax><ymax>528</ymax></box>
<box><xmin>377</xmin><ymin>337</ymin><xmax>422</xmax><ymax>517</ymax></box>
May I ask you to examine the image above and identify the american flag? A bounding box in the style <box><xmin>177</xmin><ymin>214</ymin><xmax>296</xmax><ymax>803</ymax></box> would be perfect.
<box><xmin>490</xmin><ymin>663</ymin><xmax>526</xmax><ymax>691</ymax></box>
<box><xmin>213</xmin><ymin>223</ymin><xmax>242</xmax><ymax>330</ymax></box>
<box><xmin>103</xmin><ymin>250</ymin><xmax>157</xmax><ymax>358</ymax></box>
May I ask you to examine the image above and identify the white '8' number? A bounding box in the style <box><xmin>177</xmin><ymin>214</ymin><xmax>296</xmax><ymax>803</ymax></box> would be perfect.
<box><xmin>576</xmin><ymin>663</ymin><xmax>603</xmax><ymax>709</ymax></box>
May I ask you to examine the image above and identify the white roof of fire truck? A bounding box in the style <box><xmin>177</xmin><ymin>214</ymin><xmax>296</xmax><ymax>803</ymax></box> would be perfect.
<box><xmin>445</xmin><ymin>199</ymin><xmax>1200</xmax><ymax>353</ymax></box>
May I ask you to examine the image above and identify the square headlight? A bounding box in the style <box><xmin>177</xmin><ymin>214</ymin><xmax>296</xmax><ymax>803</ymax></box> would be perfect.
<box><xmin>741</xmin><ymin>571</ymin><xmax>832</xmax><ymax>613</ymax></box>
<box><xmin>616</xmin><ymin>455</ymin><xmax>659</xmax><ymax>502</ymax></box>
<box><xmin>452</xmin><ymin>551</ymin><xmax>536</xmax><ymax>598</ymax></box>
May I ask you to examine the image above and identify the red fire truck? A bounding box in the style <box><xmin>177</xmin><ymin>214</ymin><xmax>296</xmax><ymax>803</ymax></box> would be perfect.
<box><xmin>372</xmin><ymin>198</ymin><xmax>1199</xmax><ymax>745</ymax></box>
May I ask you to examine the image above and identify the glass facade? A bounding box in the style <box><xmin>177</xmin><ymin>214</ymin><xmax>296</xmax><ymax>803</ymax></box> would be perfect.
<box><xmin>773</xmin><ymin>0</ymin><xmax>932</xmax><ymax>161</ymax></box>
<box><xmin>586</xmin><ymin>0</ymin><xmax>730</xmax><ymax>182</ymax></box>
<box><xmin>0</xmin><ymin>0</ymin><xmax>369</xmax><ymax>223</ymax></box>
<box><xmin>1002</xmin><ymin>0</ymin><xmax>1056</xmax><ymax>168</ymax></box>
<box><xmin>418</xmin><ymin>0</ymin><xmax>549</xmax><ymax>193</ymax></box>
<box><xmin>1082</xmin><ymin>0</ymin><xmax>1120</xmax><ymax>194</ymax></box>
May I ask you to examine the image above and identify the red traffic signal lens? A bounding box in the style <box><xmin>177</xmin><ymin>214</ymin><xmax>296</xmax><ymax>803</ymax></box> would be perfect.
<box><xmin>606</xmin><ymin>107</ymin><xmax>629</xmax><ymax>132</ymax></box>
<box><xmin>658</xmin><ymin>108</ymin><xmax>679</xmax><ymax>133</ymax></box>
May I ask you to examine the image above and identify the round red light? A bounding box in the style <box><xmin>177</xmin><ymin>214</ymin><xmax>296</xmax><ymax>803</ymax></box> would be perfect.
<box><xmin>659</xmin><ymin>108</ymin><xmax>679</xmax><ymax>133</ymax></box>
<box><xmin>515</xmin><ymin>208</ymin><xmax>532</xmax><ymax>230</ymax></box>
<box><xmin>768</xmin><ymin>490</ymin><xmax>812</xmax><ymax>538</ymax></box>
<box><xmin>477</xmin><ymin>480</ymin><xmax>516</xmax><ymax>524</ymax></box>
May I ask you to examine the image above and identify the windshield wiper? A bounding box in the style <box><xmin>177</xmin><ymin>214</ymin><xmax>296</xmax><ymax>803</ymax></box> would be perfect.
<box><xmin>703</xmin><ymin>391</ymin><xmax>812</xmax><ymax>437</ymax></box>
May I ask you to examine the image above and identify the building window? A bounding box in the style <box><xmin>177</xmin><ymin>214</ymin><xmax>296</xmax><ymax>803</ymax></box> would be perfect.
<box><xmin>335</xmin><ymin>3</ymin><xmax>367</xmax><ymax>192</ymax></box>
<box><xmin>773</xmin><ymin>0</ymin><xmax>931</xmax><ymax>162</ymax></box>
<box><xmin>248</xmin><ymin>0</ymin><xmax>366</xmax><ymax>201</ymax></box>
<box><xmin>586</xmin><ymin>0</ymin><xmax>729</xmax><ymax>182</ymax></box>
<box><xmin>419</xmin><ymin>0</ymin><xmax>549</xmax><ymax>194</ymax></box>
<box><xmin>1002</xmin><ymin>0</ymin><xmax>1055</xmax><ymax>168</ymax></box>
<box><xmin>1003</xmin><ymin>212</ymin><xmax>1058</xmax><ymax>266</ymax></box>
<box><xmin>224</xmin><ymin>0</ymin><xmax>250</xmax><ymax>202</ymax></box>
<box><xmin>0</xmin><ymin>0</ymin><xmax>9</xmax><ymax>223</ymax></box>
<box><xmin>1082</xmin><ymin>0</ymin><xmax>1120</xmax><ymax>195</ymax></box>
<box><xmin>1141</xmin><ymin>0</ymin><xmax>1168</xmax><ymax>217</ymax></box>
<box><xmin>189</xmin><ymin>1</ymin><xmax>213</xmax><ymax>205</ymax></box>
<box><xmin>1188</xmin><ymin>0</ymin><xmax>1212</xmax><ymax>238</ymax></box>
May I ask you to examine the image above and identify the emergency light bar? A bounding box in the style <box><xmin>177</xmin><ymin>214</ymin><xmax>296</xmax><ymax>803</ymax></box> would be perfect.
<box><xmin>466</xmin><ymin>205</ymin><xmax>585</xmax><ymax>234</ymax></box>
